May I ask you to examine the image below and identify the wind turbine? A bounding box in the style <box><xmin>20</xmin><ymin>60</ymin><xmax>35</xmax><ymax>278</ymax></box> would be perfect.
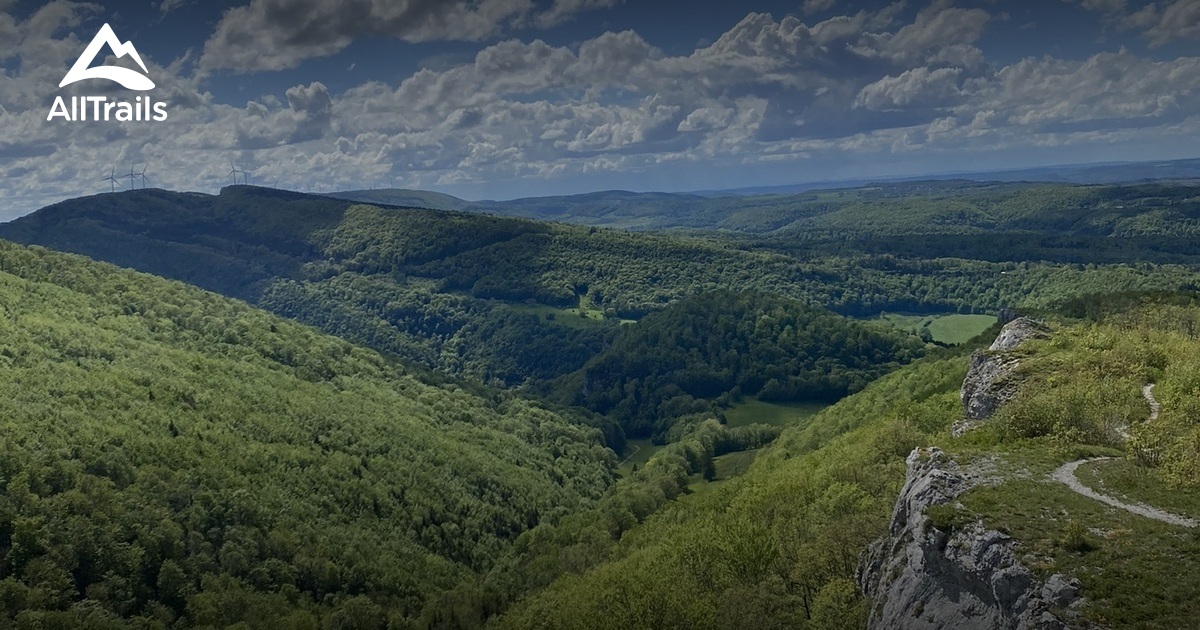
<box><xmin>125</xmin><ymin>164</ymin><xmax>138</xmax><ymax>190</ymax></box>
<box><xmin>102</xmin><ymin>166</ymin><xmax>119</xmax><ymax>193</ymax></box>
<box><xmin>138</xmin><ymin>164</ymin><xmax>149</xmax><ymax>189</ymax></box>
<box><xmin>228</xmin><ymin>162</ymin><xmax>244</xmax><ymax>185</ymax></box>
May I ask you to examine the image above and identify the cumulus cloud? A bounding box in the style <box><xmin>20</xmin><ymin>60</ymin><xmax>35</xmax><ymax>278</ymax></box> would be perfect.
<box><xmin>1139</xmin><ymin>0</ymin><xmax>1200</xmax><ymax>47</ymax></box>
<box><xmin>855</xmin><ymin>67</ymin><xmax>963</xmax><ymax>110</ymax></box>
<box><xmin>2</xmin><ymin>1</ymin><xmax>1199</xmax><ymax>217</ymax></box>
<box><xmin>200</xmin><ymin>0</ymin><xmax>532</xmax><ymax>72</ymax></box>
<box><xmin>854</xmin><ymin>0</ymin><xmax>990</xmax><ymax>66</ymax></box>
<box><xmin>200</xmin><ymin>0</ymin><xmax>624</xmax><ymax>72</ymax></box>
<box><xmin>803</xmin><ymin>0</ymin><xmax>837</xmax><ymax>14</ymax></box>
<box><xmin>962</xmin><ymin>50</ymin><xmax>1200</xmax><ymax>129</ymax></box>
<box><xmin>1070</xmin><ymin>0</ymin><xmax>1200</xmax><ymax>46</ymax></box>
<box><xmin>236</xmin><ymin>82</ymin><xmax>333</xmax><ymax>148</ymax></box>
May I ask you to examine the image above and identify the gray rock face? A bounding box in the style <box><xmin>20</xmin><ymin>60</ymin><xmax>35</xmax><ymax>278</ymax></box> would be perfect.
<box><xmin>959</xmin><ymin>317</ymin><xmax>1050</xmax><ymax>425</ymax></box>
<box><xmin>859</xmin><ymin>448</ymin><xmax>1075</xmax><ymax>630</ymax></box>
<box><xmin>988</xmin><ymin>317</ymin><xmax>1050</xmax><ymax>353</ymax></box>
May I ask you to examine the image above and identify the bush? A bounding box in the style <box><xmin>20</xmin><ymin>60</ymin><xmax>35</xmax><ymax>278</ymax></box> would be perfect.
<box><xmin>925</xmin><ymin>504</ymin><xmax>973</xmax><ymax>533</ymax></box>
<box><xmin>1059</xmin><ymin>519</ymin><xmax>1095</xmax><ymax>553</ymax></box>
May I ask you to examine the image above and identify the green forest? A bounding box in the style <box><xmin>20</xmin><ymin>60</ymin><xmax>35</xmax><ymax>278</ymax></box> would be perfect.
<box><xmin>552</xmin><ymin>291</ymin><xmax>924</xmax><ymax>438</ymax></box>
<box><xmin>1</xmin><ymin>179</ymin><xmax>1200</xmax><ymax>627</ymax></box>
<box><xmin>0</xmin><ymin>241</ymin><xmax>615</xmax><ymax>627</ymax></box>
<box><xmin>5</xmin><ymin>186</ymin><xmax>1200</xmax><ymax>392</ymax></box>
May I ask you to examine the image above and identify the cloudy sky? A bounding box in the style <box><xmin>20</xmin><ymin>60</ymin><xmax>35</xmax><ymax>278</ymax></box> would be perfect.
<box><xmin>1</xmin><ymin>0</ymin><xmax>1198</xmax><ymax>217</ymax></box>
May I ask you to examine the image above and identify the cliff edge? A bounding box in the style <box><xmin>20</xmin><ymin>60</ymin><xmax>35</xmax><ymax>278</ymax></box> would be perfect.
<box><xmin>859</xmin><ymin>448</ymin><xmax>1078</xmax><ymax>629</ymax></box>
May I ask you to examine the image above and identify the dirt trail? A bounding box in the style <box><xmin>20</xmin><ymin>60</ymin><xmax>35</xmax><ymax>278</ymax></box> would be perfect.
<box><xmin>1143</xmin><ymin>383</ymin><xmax>1160</xmax><ymax>421</ymax></box>
<box><xmin>1051</xmin><ymin>383</ymin><xmax>1196</xmax><ymax>528</ymax></box>
<box><xmin>1051</xmin><ymin>458</ymin><xmax>1196</xmax><ymax>527</ymax></box>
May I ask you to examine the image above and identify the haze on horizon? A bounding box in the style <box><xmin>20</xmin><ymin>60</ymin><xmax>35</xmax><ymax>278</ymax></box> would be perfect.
<box><xmin>1</xmin><ymin>0</ymin><xmax>1199</xmax><ymax>218</ymax></box>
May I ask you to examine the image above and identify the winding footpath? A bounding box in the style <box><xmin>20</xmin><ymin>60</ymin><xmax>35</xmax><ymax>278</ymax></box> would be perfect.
<box><xmin>1050</xmin><ymin>384</ymin><xmax>1197</xmax><ymax>528</ymax></box>
<box><xmin>1143</xmin><ymin>383</ymin><xmax>1161</xmax><ymax>422</ymax></box>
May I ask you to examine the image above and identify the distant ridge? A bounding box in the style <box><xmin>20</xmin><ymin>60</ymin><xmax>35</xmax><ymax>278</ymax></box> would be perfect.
<box><xmin>329</xmin><ymin>188</ymin><xmax>470</xmax><ymax>211</ymax></box>
<box><xmin>697</xmin><ymin>157</ymin><xmax>1200</xmax><ymax>197</ymax></box>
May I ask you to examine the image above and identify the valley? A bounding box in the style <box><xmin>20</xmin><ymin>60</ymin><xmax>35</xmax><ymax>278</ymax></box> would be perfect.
<box><xmin>6</xmin><ymin>0</ymin><xmax>1199</xmax><ymax>625</ymax></box>
<box><xmin>0</xmin><ymin>177</ymin><xmax>1198</xmax><ymax>627</ymax></box>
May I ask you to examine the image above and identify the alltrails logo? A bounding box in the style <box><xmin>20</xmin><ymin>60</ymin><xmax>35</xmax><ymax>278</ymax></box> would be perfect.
<box><xmin>47</xmin><ymin>23</ymin><xmax>168</xmax><ymax>122</ymax></box>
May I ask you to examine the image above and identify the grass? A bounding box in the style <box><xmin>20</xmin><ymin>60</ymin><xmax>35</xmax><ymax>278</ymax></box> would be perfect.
<box><xmin>618</xmin><ymin>397</ymin><xmax>829</xmax><ymax>479</ymax></box>
<box><xmin>617</xmin><ymin>438</ymin><xmax>662</xmax><ymax>476</ymax></box>
<box><xmin>502</xmin><ymin>297</ymin><xmax>637</xmax><ymax>328</ymax></box>
<box><xmin>681</xmin><ymin>450</ymin><xmax>761</xmax><ymax>495</ymax></box>
<box><xmin>1076</xmin><ymin>458</ymin><xmax>1200</xmax><ymax>521</ymax></box>
<box><xmin>870</xmin><ymin>312</ymin><xmax>998</xmax><ymax>345</ymax></box>
<box><xmin>927</xmin><ymin>314</ymin><xmax>999</xmax><ymax>345</ymax></box>
<box><xmin>501</xmin><ymin>302</ymin><xmax>613</xmax><ymax>328</ymax></box>
<box><xmin>724</xmin><ymin>397</ymin><xmax>828</xmax><ymax>428</ymax></box>
<box><xmin>952</xmin><ymin>444</ymin><xmax>1200</xmax><ymax>629</ymax></box>
<box><xmin>713</xmin><ymin>449</ymin><xmax>759</xmax><ymax>479</ymax></box>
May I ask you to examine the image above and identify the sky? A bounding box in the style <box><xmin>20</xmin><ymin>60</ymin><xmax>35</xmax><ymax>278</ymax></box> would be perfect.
<box><xmin>0</xmin><ymin>0</ymin><xmax>1198</xmax><ymax>217</ymax></box>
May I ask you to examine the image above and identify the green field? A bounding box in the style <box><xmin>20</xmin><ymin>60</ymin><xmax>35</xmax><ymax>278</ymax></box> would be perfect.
<box><xmin>713</xmin><ymin>448</ymin><xmax>759</xmax><ymax>479</ymax></box>
<box><xmin>724</xmin><ymin>397</ymin><xmax>828</xmax><ymax>428</ymax></box>
<box><xmin>503</xmin><ymin>300</ymin><xmax>637</xmax><ymax>327</ymax></box>
<box><xmin>873</xmin><ymin>312</ymin><xmax>998</xmax><ymax>345</ymax></box>
<box><xmin>927</xmin><ymin>314</ymin><xmax>998</xmax><ymax>344</ymax></box>
<box><xmin>617</xmin><ymin>438</ymin><xmax>661</xmax><ymax>475</ymax></box>
<box><xmin>617</xmin><ymin>397</ymin><xmax>829</xmax><ymax>477</ymax></box>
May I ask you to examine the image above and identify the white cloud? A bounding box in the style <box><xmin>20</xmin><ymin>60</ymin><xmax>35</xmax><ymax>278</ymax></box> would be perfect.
<box><xmin>535</xmin><ymin>0</ymin><xmax>621</xmax><ymax>28</ymax></box>
<box><xmin>802</xmin><ymin>0</ymin><xmax>837</xmax><ymax>14</ymax></box>
<box><xmin>1140</xmin><ymin>0</ymin><xmax>1200</xmax><ymax>47</ymax></box>
<box><xmin>1069</xmin><ymin>0</ymin><xmax>1200</xmax><ymax>47</ymax></box>
<box><xmin>199</xmin><ymin>0</ymin><xmax>626</xmax><ymax>73</ymax></box>
<box><xmin>1</xmin><ymin>3</ymin><xmax>1198</xmax><ymax>217</ymax></box>
<box><xmin>855</xmin><ymin>66</ymin><xmax>963</xmax><ymax>110</ymax></box>
<box><xmin>158</xmin><ymin>0</ymin><xmax>190</xmax><ymax>15</ymax></box>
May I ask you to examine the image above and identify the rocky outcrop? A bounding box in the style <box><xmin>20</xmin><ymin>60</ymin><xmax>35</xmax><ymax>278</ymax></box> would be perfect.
<box><xmin>988</xmin><ymin>317</ymin><xmax>1050</xmax><ymax>354</ymax></box>
<box><xmin>958</xmin><ymin>318</ymin><xmax>1050</xmax><ymax>431</ymax></box>
<box><xmin>859</xmin><ymin>448</ymin><xmax>1078</xmax><ymax>630</ymax></box>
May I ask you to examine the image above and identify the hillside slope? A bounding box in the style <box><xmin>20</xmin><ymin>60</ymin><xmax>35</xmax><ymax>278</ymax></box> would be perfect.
<box><xmin>5</xmin><ymin>187</ymin><xmax>1199</xmax><ymax>391</ymax></box>
<box><xmin>0</xmin><ymin>241</ymin><xmax>614</xmax><ymax>627</ymax></box>
<box><xmin>500</xmin><ymin>297</ymin><xmax>1200</xmax><ymax>629</ymax></box>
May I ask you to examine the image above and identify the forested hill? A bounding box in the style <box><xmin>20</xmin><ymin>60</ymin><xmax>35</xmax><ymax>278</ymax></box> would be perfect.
<box><xmin>552</xmin><ymin>291</ymin><xmax>925</xmax><ymax>438</ymax></box>
<box><xmin>0</xmin><ymin>240</ymin><xmax>615</xmax><ymax>626</ymax></box>
<box><xmin>330</xmin><ymin>188</ymin><xmax>471</xmax><ymax>212</ymax></box>
<box><xmin>5</xmin><ymin>186</ymin><xmax>1200</xmax><ymax>388</ymax></box>
<box><xmin>337</xmin><ymin>181</ymin><xmax>1200</xmax><ymax>238</ymax></box>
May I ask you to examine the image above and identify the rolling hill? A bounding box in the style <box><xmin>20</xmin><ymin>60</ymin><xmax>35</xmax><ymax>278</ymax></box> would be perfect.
<box><xmin>4</xmin><ymin>186</ymin><xmax>1200</xmax><ymax>391</ymax></box>
<box><xmin>330</xmin><ymin>188</ymin><xmax>471</xmax><ymax>212</ymax></box>
<box><xmin>334</xmin><ymin>179</ymin><xmax>1200</xmax><ymax>237</ymax></box>
<box><xmin>4</xmin><ymin>182</ymin><xmax>1200</xmax><ymax>627</ymax></box>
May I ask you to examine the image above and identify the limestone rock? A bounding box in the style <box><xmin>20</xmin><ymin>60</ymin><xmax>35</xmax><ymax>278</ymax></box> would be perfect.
<box><xmin>859</xmin><ymin>447</ymin><xmax>1076</xmax><ymax>630</ymax></box>
<box><xmin>958</xmin><ymin>317</ymin><xmax>1050</xmax><ymax>430</ymax></box>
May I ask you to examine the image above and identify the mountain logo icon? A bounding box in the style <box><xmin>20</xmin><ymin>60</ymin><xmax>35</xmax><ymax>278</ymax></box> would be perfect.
<box><xmin>59</xmin><ymin>23</ymin><xmax>155</xmax><ymax>91</ymax></box>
